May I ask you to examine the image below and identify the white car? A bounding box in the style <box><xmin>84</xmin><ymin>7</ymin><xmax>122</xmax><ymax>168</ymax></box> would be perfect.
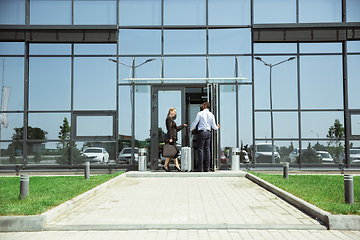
<box><xmin>255</xmin><ymin>143</ymin><xmax>280</xmax><ymax>163</ymax></box>
<box><xmin>119</xmin><ymin>147</ymin><xmax>139</xmax><ymax>164</ymax></box>
<box><xmin>289</xmin><ymin>148</ymin><xmax>307</xmax><ymax>163</ymax></box>
<box><xmin>316</xmin><ymin>151</ymin><xmax>334</xmax><ymax>164</ymax></box>
<box><xmin>340</xmin><ymin>149</ymin><xmax>360</xmax><ymax>164</ymax></box>
<box><xmin>83</xmin><ymin>147</ymin><xmax>109</xmax><ymax>163</ymax></box>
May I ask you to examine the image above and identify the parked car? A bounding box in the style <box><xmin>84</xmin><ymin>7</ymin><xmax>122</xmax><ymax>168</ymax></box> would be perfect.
<box><xmin>255</xmin><ymin>143</ymin><xmax>280</xmax><ymax>163</ymax></box>
<box><xmin>289</xmin><ymin>148</ymin><xmax>307</xmax><ymax>163</ymax></box>
<box><xmin>316</xmin><ymin>151</ymin><xmax>334</xmax><ymax>164</ymax></box>
<box><xmin>340</xmin><ymin>149</ymin><xmax>360</xmax><ymax>164</ymax></box>
<box><xmin>83</xmin><ymin>147</ymin><xmax>109</xmax><ymax>163</ymax></box>
<box><xmin>119</xmin><ymin>147</ymin><xmax>139</xmax><ymax>164</ymax></box>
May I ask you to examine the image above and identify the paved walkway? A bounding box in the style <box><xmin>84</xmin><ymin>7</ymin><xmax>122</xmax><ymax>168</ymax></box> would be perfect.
<box><xmin>1</xmin><ymin>172</ymin><xmax>360</xmax><ymax>239</ymax></box>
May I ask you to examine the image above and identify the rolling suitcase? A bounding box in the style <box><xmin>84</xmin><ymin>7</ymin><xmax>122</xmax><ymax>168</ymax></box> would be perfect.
<box><xmin>181</xmin><ymin>146</ymin><xmax>193</xmax><ymax>172</ymax></box>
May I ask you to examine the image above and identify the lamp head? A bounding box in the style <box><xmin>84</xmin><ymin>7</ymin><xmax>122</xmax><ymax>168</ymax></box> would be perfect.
<box><xmin>288</xmin><ymin>57</ymin><xmax>296</xmax><ymax>61</ymax></box>
<box><xmin>108</xmin><ymin>59</ymin><xmax>117</xmax><ymax>63</ymax></box>
<box><xmin>254</xmin><ymin>57</ymin><xmax>262</xmax><ymax>61</ymax></box>
<box><xmin>145</xmin><ymin>58</ymin><xmax>156</xmax><ymax>63</ymax></box>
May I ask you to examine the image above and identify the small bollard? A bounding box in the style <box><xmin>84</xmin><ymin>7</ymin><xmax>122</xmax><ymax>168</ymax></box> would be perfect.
<box><xmin>230</xmin><ymin>148</ymin><xmax>240</xmax><ymax>171</ymax></box>
<box><xmin>84</xmin><ymin>161</ymin><xmax>90</xmax><ymax>179</ymax></box>
<box><xmin>283</xmin><ymin>162</ymin><xmax>289</xmax><ymax>179</ymax></box>
<box><xmin>19</xmin><ymin>175</ymin><xmax>29</xmax><ymax>200</ymax></box>
<box><xmin>138</xmin><ymin>148</ymin><xmax>147</xmax><ymax>171</ymax></box>
<box><xmin>344</xmin><ymin>174</ymin><xmax>354</xmax><ymax>204</ymax></box>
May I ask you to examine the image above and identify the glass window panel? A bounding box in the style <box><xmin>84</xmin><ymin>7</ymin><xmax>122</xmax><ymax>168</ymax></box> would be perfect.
<box><xmin>254</xmin><ymin>43</ymin><xmax>297</xmax><ymax>54</ymax></box>
<box><xmin>117</xmin><ymin>57</ymin><xmax>160</xmax><ymax>84</ymax></box>
<box><xmin>0</xmin><ymin>57</ymin><xmax>24</xmax><ymax>111</ymax></box>
<box><xmin>135</xmin><ymin>86</ymin><xmax>150</xmax><ymax>148</ymax></box>
<box><xmin>0</xmin><ymin>142</ymin><xmax>23</xmax><ymax>165</ymax></box>
<box><xmin>29</xmin><ymin>57</ymin><xmax>71</xmax><ymax>111</ymax></box>
<box><xmin>119</xmin><ymin>30</ymin><xmax>161</xmax><ymax>55</ymax></box>
<box><xmin>74</xmin><ymin>44</ymin><xmax>116</xmax><ymax>55</ymax></box>
<box><xmin>28</xmin><ymin>113</ymin><xmax>71</xmax><ymax>140</ymax></box>
<box><xmin>208</xmin><ymin>57</ymin><xmax>251</xmax><ymax>83</ymax></box>
<box><xmin>74</xmin><ymin>1</ymin><xmax>116</xmax><ymax>25</ymax></box>
<box><xmin>348</xmin><ymin>55</ymin><xmax>360</xmax><ymax>109</ymax></box>
<box><xmin>164</xmin><ymin>57</ymin><xmax>206</xmax><ymax>79</ymax></box>
<box><xmin>30</xmin><ymin>44</ymin><xmax>71</xmax><ymax>55</ymax></box>
<box><xmin>119</xmin><ymin>85</ymin><xmax>132</xmax><ymax>147</ymax></box>
<box><xmin>254</xmin><ymin>0</ymin><xmax>296</xmax><ymax>24</ymax></box>
<box><xmin>0</xmin><ymin>113</ymin><xmax>23</xmax><ymax>141</ymax></box>
<box><xmin>255</xmin><ymin>112</ymin><xmax>271</xmax><ymax>139</ymax></box>
<box><xmin>300</xmin><ymin>56</ymin><xmax>343</xmax><ymax>109</ymax></box>
<box><xmin>254</xmin><ymin>59</ymin><xmax>270</xmax><ymax>109</ymax></box>
<box><xmin>0</xmin><ymin>42</ymin><xmax>24</xmax><ymax>55</ymax></box>
<box><xmin>220</xmin><ymin>85</ymin><xmax>236</xmax><ymax>149</ymax></box>
<box><xmin>74</xmin><ymin>141</ymin><xmax>115</xmax><ymax>165</ymax></box>
<box><xmin>76</xmin><ymin>116</ymin><xmax>113</xmax><ymax>137</ymax></box>
<box><xmin>300</xmin><ymin>43</ymin><xmax>342</xmax><ymax>53</ymax></box>
<box><xmin>209</xmin><ymin>29</ymin><xmax>251</xmax><ymax>54</ymax></box>
<box><xmin>273</xmin><ymin>112</ymin><xmax>298</xmax><ymax>138</ymax></box>
<box><xmin>301</xmin><ymin>112</ymin><xmax>344</xmax><ymax>139</ymax></box>
<box><xmin>275</xmin><ymin>141</ymin><xmax>299</xmax><ymax>163</ymax></box>
<box><xmin>164</xmin><ymin>30</ymin><xmax>206</xmax><ymax>55</ymax></box>
<box><xmin>299</xmin><ymin>0</ymin><xmax>341</xmax><ymax>23</ymax></box>
<box><xmin>119</xmin><ymin>0</ymin><xmax>161</xmax><ymax>26</ymax></box>
<box><xmin>208</xmin><ymin>0</ymin><xmax>250</xmax><ymax>25</ymax></box>
<box><xmin>0</xmin><ymin>0</ymin><xmax>25</xmax><ymax>25</ymax></box>
<box><xmin>299</xmin><ymin>141</ymin><xmax>337</xmax><ymax>164</ymax></box>
<box><xmin>74</xmin><ymin>57</ymin><xmax>116</xmax><ymax>110</ymax></box>
<box><xmin>30</xmin><ymin>0</ymin><xmax>71</xmax><ymax>25</ymax></box>
<box><xmin>239</xmin><ymin>85</ymin><xmax>253</xmax><ymax>146</ymax></box>
<box><xmin>351</xmin><ymin>115</ymin><xmax>360</xmax><ymax>136</ymax></box>
<box><xmin>347</xmin><ymin>41</ymin><xmax>360</xmax><ymax>53</ymax></box>
<box><xmin>347</xmin><ymin>0</ymin><xmax>360</xmax><ymax>22</ymax></box>
<box><xmin>164</xmin><ymin>0</ymin><xmax>206</xmax><ymax>25</ymax></box>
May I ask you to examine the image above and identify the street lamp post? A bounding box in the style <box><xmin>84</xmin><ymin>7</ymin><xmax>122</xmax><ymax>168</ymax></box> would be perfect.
<box><xmin>109</xmin><ymin>57</ymin><xmax>155</xmax><ymax>165</ymax></box>
<box><xmin>255</xmin><ymin>57</ymin><xmax>296</xmax><ymax>164</ymax></box>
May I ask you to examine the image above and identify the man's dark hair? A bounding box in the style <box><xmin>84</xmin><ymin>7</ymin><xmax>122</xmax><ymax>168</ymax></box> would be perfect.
<box><xmin>203</xmin><ymin>102</ymin><xmax>210</xmax><ymax>109</ymax></box>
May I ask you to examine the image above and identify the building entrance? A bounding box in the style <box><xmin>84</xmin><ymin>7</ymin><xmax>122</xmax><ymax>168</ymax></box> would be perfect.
<box><xmin>149</xmin><ymin>84</ymin><xmax>220</xmax><ymax>171</ymax></box>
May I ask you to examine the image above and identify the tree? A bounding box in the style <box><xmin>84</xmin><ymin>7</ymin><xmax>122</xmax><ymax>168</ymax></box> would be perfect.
<box><xmin>301</xmin><ymin>143</ymin><xmax>322</xmax><ymax>163</ymax></box>
<box><xmin>326</xmin><ymin>119</ymin><xmax>345</xmax><ymax>164</ymax></box>
<box><xmin>56</xmin><ymin>117</ymin><xmax>85</xmax><ymax>165</ymax></box>
<box><xmin>9</xmin><ymin>126</ymin><xmax>48</xmax><ymax>164</ymax></box>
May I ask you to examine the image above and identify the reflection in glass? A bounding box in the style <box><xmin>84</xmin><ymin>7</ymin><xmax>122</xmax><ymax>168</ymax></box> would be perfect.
<box><xmin>28</xmin><ymin>113</ymin><xmax>70</xmax><ymax>140</ymax></box>
<box><xmin>0</xmin><ymin>113</ymin><xmax>23</xmax><ymax>141</ymax></box>
<box><xmin>300</xmin><ymin>56</ymin><xmax>343</xmax><ymax>109</ymax></box>
<box><xmin>351</xmin><ymin>115</ymin><xmax>360</xmax><ymax>136</ymax></box>
<box><xmin>273</xmin><ymin>112</ymin><xmax>298</xmax><ymax>138</ymax></box>
<box><xmin>254</xmin><ymin>0</ymin><xmax>296</xmax><ymax>24</ymax></box>
<box><xmin>255</xmin><ymin>112</ymin><xmax>271</xmax><ymax>139</ymax></box>
<box><xmin>0</xmin><ymin>42</ymin><xmax>24</xmax><ymax>55</ymax></box>
<box><xmin>164</xmin><ymin>57</ymin><xmax>206</xmax><ymax>79</ymax></box>
<box><xmin>299</xmin><ymin>0</ymin><xmax>341</xmax><ymax>23</ymax></box>
<box><xmin>135</xmin><ymin>86</ymin><xmax>151</xmax><ymax>149</ymax></box>
<box><xmin>301</xmin><ymin>112</ymin><xmax>344</xmax><ymax>139</ymax></box>
<box><xmin>76</xmin><ymin>116</ymin><xmax>113</xmax><ymax>137</ymax></box>
<box><xmin>347</xmin><ymin>0</ymin><xmax>360</xmax><ymax>22</ymax></box>
<box><xmin>164</xmin><ymin>30</ymin><xmax>206</xmax><ymax>54</ymax></box>
<box><xmin>348</xmin><ymin>56</ymin><xmax>360</xmax><ymax>109</ymax></box>
<box><xmin>347</xmin><ymin>41</ymin><xmax>360</xmax><ymax>53</ymax></box>
<box><xmin>0</xmin><ymin>58</ymin><xmax>24</xmax><ymax>111</ymax></box>
<box><xmin>300</xmin><ymin>43</ymin><xmax>342</xmax><ymax>53</ymax></box>
<box><xmin>120</xmin><ymin>30</ymin><xmax>161</xmax><ymax>55</ymax></box>
<box><xmin>30</xmin><ymin>0</ymin><xmax>71</xmax><ymax>25</ymax></box>
<box><xmin>220</xmin><ymin>85</ymin><xmax>236</xmax><ymax>149</ymax></box>
<box><xmin>300</xmin><ymin>141</ymin><xmax>340</xmax><ymax>164</ymax></box>
<box><xmin>254</xmin><ymin>43</ymin><xmax>297</xmax><ymax>54</ymax></box>
<box><xmin>0</xmin><ymin>0</ymin><xmax>25</xmax><ymax>25</ymax></box>
<box><xmin>0</xmin><ymin>142</ymin><xmax>23</xmax><ymax>165</ymax></box>
<box><xmin>164</xmin><ymin>0</ymin><xmax>205</xmax><ymax>25</ymax></box>
<box><xmin>208</xmin><ymin>0</ymin><xmax>250</xmax><ymax>25</ymax></box>
<box><xmin>74</xmin><ymin>57</ymin><xmax>116</xmax><ymax>110</ymax></box>
<box><xmin>74</xmin><ymin>0</ymin><xmax>116</xmax><ymax>25</ymax></box>
<box><xmin>119</xmin><ymin>0</ymin><xmax>161</xmax><ymax>26</ymax></box>
<box><xmin>78</xmin><ymin>141</ymin><xmax>116</xmax><ymax>164</ymax></box>
<box><xmin>238</xmin><ymin>85</ymin><xmax>252</xmax><ymax>146</ymax></box>
<box><xmin>30</xmin><ymin>44</ymin><xmax>71</xmax><ymax>55</ymax></box>
<box><xmin>29</xmin><ymin>57</ymin><xmax>71</xmax><ymax>110</ymax></box>
<box><xmin>74</xmin><ymin>44</ymin><xmax>116</xmax><ymax>55</ymax></box>
<box><xmin>119</xmin><ymin>85</ymin><xmax>132</xmax><ymax>148</ymax></box>
<box><xmin>209</xmin><ymin>29</ymin><xmax>251</xmax><ymax>54</ymax></box>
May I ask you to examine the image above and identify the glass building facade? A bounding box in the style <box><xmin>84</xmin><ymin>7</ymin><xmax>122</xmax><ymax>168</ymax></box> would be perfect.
<box><xmin>0</xmin><ymin>0</ymin><xmax>359</xmax><ymax>170</ymax></box>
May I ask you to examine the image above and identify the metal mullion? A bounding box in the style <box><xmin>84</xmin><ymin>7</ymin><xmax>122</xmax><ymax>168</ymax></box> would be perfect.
<box><xmin>23</xmin><ymin>41</ymin><xmax>29</xmax><ymax>167</ymax></box>
<box><xmin>70</xmin><ymin>42</ymin><xmax>74</xmax><ymax>167</ymax></box>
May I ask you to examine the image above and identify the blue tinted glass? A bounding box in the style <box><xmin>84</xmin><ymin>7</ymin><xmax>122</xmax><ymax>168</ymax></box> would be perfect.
<box><xmin>30</xmin><ymin>0</ymin><xmax>71</xmax><ymax>25</ymax></box>
<box><xmin>30</xmin><ymin>44</ymin><xmax>71</xmax><ymax>55</ymax></box>
<box><xmin>209</xmin><ymin>0</ymin><xmax>250</xmax><ymax>25</ymax></box>
<box><xmin>0</xmin><ymin>42</ymin><xmax>24</xmax><ymax>55</ymax></box>
<box><xmin>164</xmin><ymin>0</ymin><xmax>206</xmax><ymax>25</ymax></box>
<box><xmin>164</xmin><ymin>30</ymin><xmax>206</xmax><ymax>54</ymax></box>
<box><xmin>300</xmin><ymin>43</ymin><xmax>342</xmax><ymax>53</ymax></box>
<box><xmin>299</xmin><ymin>0</ymin><xmax>341</xmax><ymax>23</ymax></box>
<box><xmin>347</xmin><ymin>0</ymin><xmax>360</xmax><ymax>22</ymax></box>
<box><xmin>0</xmin><ymin>0</ymin><xmax>25</xmax><ymax>25</ymax></box>
<box><xmin>119</xmin><ymin>30</ymin><xmax>161</xmax><ymax>55</ymax></box>
<box><xmin>347</xmin><ymin>41</ymin><xmax>360</xmax><ymax>53</ymax></box>
<box><xmin>74</xmin><ymin>44</ymin><xmax>116</xmax><ymax>55</ymax></box>
<box><xmin>209</xmin><ymin>29</ymin><xmax>251</xmax><ymax>54</ymax></box>
<box><xmin>254</xmin><ymin>43</ymin><xmax>297</xmax><ymax>54</ymax></box>
<box><xmin>254</xmin><ymin>0</ymin><xmax>296</xmax><ymax>24</ymax></box>
<box><xmin>74</xmin><ymin>1</ymin><xmax>116</xmax><ymax>25</ymax></box>
<box><xmin>119</xmin><ymin>0</ymin><xmax>161</xmax><ymax>26</ymax></box>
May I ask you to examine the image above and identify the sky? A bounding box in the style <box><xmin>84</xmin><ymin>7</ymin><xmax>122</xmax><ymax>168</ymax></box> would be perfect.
<box><xmin>0</xmin><ymin>0</ymin><xmax>360</xmax><ymax>155</ymax></box>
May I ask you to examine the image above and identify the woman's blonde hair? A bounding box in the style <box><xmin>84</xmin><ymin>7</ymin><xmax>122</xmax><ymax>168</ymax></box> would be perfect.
<box><xmin>167</xmin><ymin>107</ymin><xmax>176</xmax><ymax>117</ymax></box>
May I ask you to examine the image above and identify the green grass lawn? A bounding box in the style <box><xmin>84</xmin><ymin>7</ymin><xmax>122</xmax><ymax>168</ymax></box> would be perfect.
<box><xmin>0</xmin><ymin>171</ymin><xmax>124</xmax><ymax>216</ymax></box>
<box><xmin>250</xmin><ymin>172</ymin><xmax>360</xmax><ymax>215</ymax></box>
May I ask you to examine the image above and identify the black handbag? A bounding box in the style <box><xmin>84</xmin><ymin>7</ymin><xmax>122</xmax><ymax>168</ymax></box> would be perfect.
<box><xmin>163</xmin><ymin>144</ymin><xmax>177</xmax><ymax>158</ymax></box>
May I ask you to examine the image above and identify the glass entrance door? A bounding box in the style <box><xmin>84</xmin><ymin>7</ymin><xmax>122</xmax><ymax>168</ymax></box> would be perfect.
<box><xmin>207</xmin><ymin>83</ymin><xmax>220</xmax><ymax>170</ymax></box>
<box><xmin>150</xmin><ymin>86</ymin><xmax>185</xmax><ymax>170</ymax></box>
